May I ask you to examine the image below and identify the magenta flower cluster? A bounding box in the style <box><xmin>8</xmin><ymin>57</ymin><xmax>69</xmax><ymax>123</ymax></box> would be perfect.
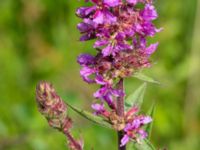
<box><xmin>121</xmin><ymin>107</ymin><xmax>152</xmax><ymax>146</ymax></box>
<box><xmin>77</xmin><ymin>0</ymin><xmax>161</xmax><ymax>146</ymax></box>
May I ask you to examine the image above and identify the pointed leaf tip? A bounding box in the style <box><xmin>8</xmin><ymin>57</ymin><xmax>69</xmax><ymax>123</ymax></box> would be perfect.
<box><xmin>145</xmin><ymin>102</ymin><xmax>156</xmax><ymax>139</ymax></box>
<box><xmin>125</xmin><ymin>83</ymin><xmax>147</xmax><ymax>110</ymax></box>
<box><xmin>133</xmin><ymin>72</ymin><xmax>160</xmax><ymax>85</ymax></box>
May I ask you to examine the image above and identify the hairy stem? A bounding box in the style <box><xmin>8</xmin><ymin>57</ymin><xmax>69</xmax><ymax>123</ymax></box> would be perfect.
<box><xmin>116</xmin><ymin>79</ymin><xmax>126</xmax><ymax>150</ymax></box>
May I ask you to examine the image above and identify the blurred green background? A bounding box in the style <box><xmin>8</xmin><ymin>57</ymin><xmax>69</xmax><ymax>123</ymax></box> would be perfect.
<box><xmin>0</xmin><ymin>0</ymin><xmax>200</xmax><ymax>149</ymax></box>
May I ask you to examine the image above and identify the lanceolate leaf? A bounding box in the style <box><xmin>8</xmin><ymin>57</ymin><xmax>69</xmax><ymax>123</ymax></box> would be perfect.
<box><xmin>127</xmin><ymin>139</ymin><xmax>156</xmax><ymax>150</ymax></box>
<box><xmin>125</xmin><ymin>83</ymin><xmax>147</xmax><ymax>110</ymax></box>
<box><xmin>145</xmin><ymin>102</ymin><xmax>156</xmax><ymax>139</ymax></box>
<box><xmin>66</xmin><ymin>102</ymin><xmax>112</xmax><ymax>129</ymax></box>
<box><xmin>133</xmin><ymin>72</ymin><xmax>160</xmax><ymax>85</ymax></box>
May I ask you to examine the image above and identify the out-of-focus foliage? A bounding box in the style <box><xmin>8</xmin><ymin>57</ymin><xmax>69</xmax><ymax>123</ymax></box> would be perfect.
<box><xmin>0</xmin><ymin>0</ymin><xmax>199</xmax><ymax>150</ymax></box>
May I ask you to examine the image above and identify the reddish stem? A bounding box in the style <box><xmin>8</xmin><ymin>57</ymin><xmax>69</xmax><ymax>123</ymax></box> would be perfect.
<box><xmin>116</xmin><ymin>79</ymin><xmax>126</xmax><ymax>150</ymax></box>
<box><xmin>64</xmin><ymin>130</ymin><xmax>82</xmax><ymax>150</ymax></box>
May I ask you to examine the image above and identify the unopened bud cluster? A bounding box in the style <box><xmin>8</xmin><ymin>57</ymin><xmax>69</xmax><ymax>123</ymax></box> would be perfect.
<box><xmin>36</xmin><ymin>82</ymin><xmax>83</xmax><ymax>150</ymax></box>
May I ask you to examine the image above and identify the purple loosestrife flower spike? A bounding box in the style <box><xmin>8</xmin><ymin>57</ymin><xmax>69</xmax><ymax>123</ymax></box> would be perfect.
<box><xmin>76</xmin><ymin>0</ymin><xmax>161</xmax><ymax>147</ymax></box>
<box><xmin>77</xmin><ymin>0</ymin><xmax>161</xmax><ymax>108</ymax></box>
<box><xmin>36</xmin><ymin>82</ymin><xmax>83</xmax><ymax>150</ymax></box>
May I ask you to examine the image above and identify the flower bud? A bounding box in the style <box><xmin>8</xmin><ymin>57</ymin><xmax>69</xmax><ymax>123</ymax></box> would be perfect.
<box><xmin>36</xmin><ymin>81</ymin><xmax>71</xmax><ymax>131</ymax></box>
<box><xmin>36</xmin><ymin>81</ymin><xmax>83</xmax><ymax>150</ymax></box>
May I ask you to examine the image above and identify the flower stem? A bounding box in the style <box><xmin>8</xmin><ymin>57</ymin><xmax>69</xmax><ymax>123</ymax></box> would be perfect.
<box><xmin>64</xmin><ymin>130</ymin><xmax>82</xmax><ymax>150</ymax></box>
<box><xmin>116</xmin><ymin>79</ymin><xmax>126</xmax><ymax>150</ymax></box>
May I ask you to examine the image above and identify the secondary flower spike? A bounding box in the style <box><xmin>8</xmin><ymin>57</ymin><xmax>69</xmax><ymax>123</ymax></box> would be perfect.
<box><xmin>36</xmin><ymin>82</ymin><xmax>83</xmax><ymax>150</ymax></box>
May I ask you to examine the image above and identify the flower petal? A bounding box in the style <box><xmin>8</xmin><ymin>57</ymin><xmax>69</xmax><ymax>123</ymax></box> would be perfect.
<box><xmin>145</xmin><ymin>42</ymin><xmax>159</xmax><ymax>55</ymax></box>
<box><xmin>104</xmin><ymin>0</ymin><xmax>121</xmax><ymax>7</ymax></box>
<box><xmin>120</xmin><ymin>134</ymin><xmax>130</xmax><ymax>147</ymax></box>
<box><xmin>77</xmin><ymin>54</ymin><xmax>94</xmax><ymax>66</ymax></box>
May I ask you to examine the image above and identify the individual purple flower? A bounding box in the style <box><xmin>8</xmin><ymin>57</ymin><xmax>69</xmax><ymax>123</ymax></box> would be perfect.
<box><xmin>138</xmin><ymin>129</ymin><xmax>148</xmax><ymax>139</ymax></box>
<box><xmin>90</xmin><ymin>0</ymin><xmax>121</xmax><ymax>7</ymax></box>
<box><xmin>94</xmin><ymin>33</ymin><xmax>132</xmax><ymax>56</ymax></box>
<box><xmin>145</xmin><ymin>42</ymin><xmax>159</xmax><ymax>55</ymax></box>
<box><xmin>104</xmin><ymin>0</ymin><xmax>121</xmax><ymax>7</ymax></box>
<box><xmin>141</xmin><ymin>116</ymin><xmax>153</xmax><ymax>124</ymax></box>
<box><xmin>93</xmin><ymin>85</ymin><xmax>124</xmax><ymax>99</ymax></box>
<box><xmin>120</xmin><ymin>114</ymin><xmax>152</xmax><ymax>146</ymax></box>
<box><xmin>80</xmin><ymin>66</ymin><xmax>96</xmax><ymax>83</ymax></box>
<box><xmin>139</xmin><ymin>21</ymin><xmax>160</xmax><ymax>37</ymax></box>
<box><xmin>93</xmin><ymin>9</ymin><xmax>117</xmax><ymax>24</ymax></box>
<box><xmin>91</xmin><ymin>102</ymin><xmax>112</xmax><ymax>117</ymax></box>
<box><xmin>77</xmin><ymin>22</ymin><xmax>93</xmax><ymax>33</ymax></box>
<box><xmin>93</xmin><ymin>84</ymin><xmax>124</xmax><ymax>109</ymax></box>
<box><xmin>94</xmin><ymin>86</ymin><xmax>113</xmax><ymax>102</ymax></box>
<box><xmin>77</xmin><ymin>19</ymin><xmax>97</xmax><ymax>41</ymax></box>
<box><xmin>91</xmin><ymin>103</ymin><xmax>108</xmax><ymax>116</ymax></box>
<box><xmin>126</xmin><ymin>0</ymin><xmax>138</xmax><ymax>5</ymax></box>
<box><xmin>91</xmin><ymin>103</ymin><xmax>105</xmax><ymax>113</ymax></box>
<box><xmin>78</xmin><ymin>0</ymin><xmax>119</xmax><ymax>25</ymax></box>
<box><xmin>95</xmin><ymin>75</ymin><xmax>108</xmax><ymax>85</ymax></box>
<box><xmin>77</xmin><ymin>53</ymin><xmax>95</xmax><ymax>66</ymax></box>
<box><xmin>76</xmin><ymin>6</ymin><xmax>96</xmax><ymax>18</ymax></box>
<box><xmin>102</xmin><ymin>41</ymin><xmax>132</xmax><ymax>57</ymax></box>
<box><xmin>140</xmin><ymin>4</ymin><xmax>158</xmax><ymax>21</ymax></box>
<box><xmin>120</xmin><ymin>134</ymin><xmax>130</xmax><ymax>147</ymax></box>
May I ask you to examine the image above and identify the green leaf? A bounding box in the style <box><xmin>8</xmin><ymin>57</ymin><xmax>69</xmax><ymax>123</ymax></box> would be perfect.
<box><xmin>66</xmin><ymin>103</ymin><xmax>112</xmax><ymax>129</ymax></box>
<box><xmin>127</xmin><ymin>139</ymin><xmax>156</xmax><ymax>150</ymax></box>
<box><xmin>133</xmin><ymin>72</ymin><xmax>160</xmax><ymax>85</ymax></box>
<box><xmin>125</xmin><ymin>83</ymin><xmax>147</xmax><ymax>110</ymax></box>
<box><xmin>134</xmin><ymin>139</ymin><xmax>156</xmax><ymax>150</ymax></box>
<box><xmin>127</xmin><ymin>143</ymin><xmax>137</xmax><ymax>150</ymax></box>
<box><xmin>145</xmin><ymin>103</ymin><xmax>156</xmax><ymax>139</ymax></box>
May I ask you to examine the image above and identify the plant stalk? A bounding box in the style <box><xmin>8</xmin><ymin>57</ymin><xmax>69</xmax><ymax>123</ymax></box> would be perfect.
<box><xmin>116</xmin><ymin>79</ymin><xmax>126</xmax><ymax>150</ymax></box>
